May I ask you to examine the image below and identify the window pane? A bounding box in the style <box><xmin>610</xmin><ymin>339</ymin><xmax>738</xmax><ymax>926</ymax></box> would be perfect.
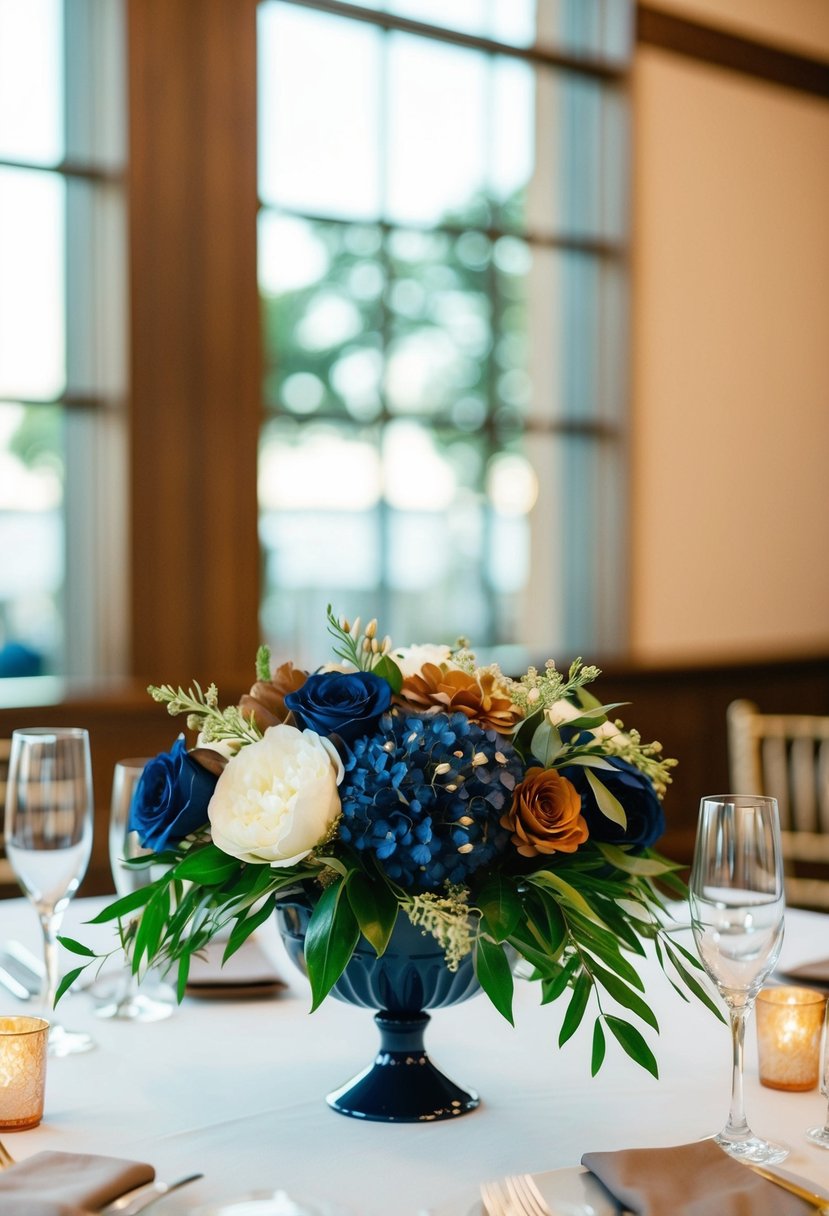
<box><xmin>258</xmin><ymin>3</ymin><xmax>382</xmax><ymax>219</ymax></box>
<box><xmin>0</xmin><ymin>0</ymin><xmax>63</xmax><ymax>164</ymax></box>
<box><xmin>0</xmin><ymin>168</ymin><xmax>65</xmax><ymax>400</ymax></box>
<box><xmin>386</xmin><ymin>34</ymin><xmax>489</xmax><ymax>228</ymax></box>
<box><xmin>259</xmin><ymin>418</ymin><xmax>382</xmax><ymax>664</ymax></box>
<box><xmin>0</xmin><ymin>402</ymin><xmax>63</xmax><ymax>677</ymax></box>
<box><xmin>385</xmin><ymin>228</ymin><xmax>491</xmax><ymax>419</ymax></box>
<box><xmin>260</xmin><ymin>213</ymin><xmax>384</xmax><ymax>422</ymax></box>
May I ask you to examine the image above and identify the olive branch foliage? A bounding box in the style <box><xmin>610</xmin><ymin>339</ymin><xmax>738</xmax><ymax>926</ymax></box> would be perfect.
<box><xmin>56</xmin><ymin>613</ymin><xmax>721</xmax><ymax>1080</ymax></box>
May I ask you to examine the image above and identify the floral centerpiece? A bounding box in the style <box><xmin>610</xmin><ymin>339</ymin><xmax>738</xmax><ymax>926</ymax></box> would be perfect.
<box><xmin>60</xmin><ymin>608</ymin><xmax>718</xmax><ymax>1083</ymax></box>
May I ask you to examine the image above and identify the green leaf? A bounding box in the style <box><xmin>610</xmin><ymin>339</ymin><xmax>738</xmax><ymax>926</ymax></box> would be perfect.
<box><xmin>54</xmin><ymin>965</ymin><xmax>87</xmax><ymax>1006</ymax></box>
<box><xmin>176</xmin><ymin>953</ymin><xmax>191</xmax><ymax>1003</ymax></box>
<box><xmin>524</xmin><ymin>887</ymin><xmax>567</xmax><ymax>956</ymax></box>
<box><xmin>86</xmin><ymin>883</ymin><xmax>159</xmax><ymax>924</ymax></box>
<box><xmin>507</xmin><ymin>929</ymin><xmax>561</xmax><ymax>979</ymax></box>
<box><xmin>530</xmin><ymin>719</ymin><xmax>563</xmax><ymax>767</ymax></box>
<box><xmin>588</xmin><ymin>960</ymin><xmax>659</xmax><ymax>1031</ymax></box>
<box><xmin>372</xmin><ymin>654</ymin><xmax>403</xmax><ymax>694</ymax></box>
<box><xmin>558</xmin><ymin>972</ymin><xmax>592</xmax><ymax>1047</ymax></box>
<box><xmin>663</xmin><ymin>942</ymin><xmax>727</xmax><ymax>1023</ymax></box>
<box><xmin>557</xmin><ymin>755</ymin><xmax>616</xmax><ymax>771</ymax></box>
<box><xmin>304</xmin><ymin>879</ymin><xmax>360</xmax><ymax>1011</ymax></box>
<box><xmin>584</xmin><ymin>768</ymin><xmax>627</xmax><ymax>830</ymax></box>
<box><xmin>57</xmin><ymin>935</ymin><xmax>97</xmax><ymax>958</ymax></box>
<box><xmin>540</xmin><ymin>956</ymin><xmax>580</xmax><ymax>1005</ymax></box>
<box><xmin>173</xmin><ymin>844</ymin><xmax>241</xmax><ymax>885</ymax></box>
<box><xmin>591</xmin><ymin>1018</ymin><xmax>606</xmax><ymax>1077</ymax></box>
<box><xmin>605</xmin><ymin>1015</ymin><xmax>659</xmax><ymax>1078</ymax></box>
<box><xmin>476</xmin><ymin>875</ymin><xmax>523</xmax><ymax>943</ymax></box>
<box><xmin>346</xmin><ymin>871</ymin><xmax>398</xmax><ymax>956</ymax></box>
<box><xmin>597</xmin><ymin>843</ymin><xmax>681</xmax><ymax>877</ymax></box>
<box><xmin>474</xmin><ymin>936</ymin><xmax>515</xmax><ymax>1025</ymax></box>
<box><xmin>560</xmin><ymin>702</ymin><xmax>629</xmax><ymax>729</ymax></box>
<box><xmin>223</xmin><ymin>894</ymin><xmax>278</xmax><ymax>964</ymax></box>
<box><xmin>133</xmin><ymin>883</ymin><xmax>171</xmax><ymax>969</ymax></box>
<box><xmin>527</xmin><ymin>871</ymin><xmax>602</xmax><ymax>924</ymax></box>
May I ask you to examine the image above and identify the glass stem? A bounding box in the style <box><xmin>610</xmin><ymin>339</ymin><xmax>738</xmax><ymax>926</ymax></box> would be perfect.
<box><xmin>39</xmin><ymin>908</ymin><xmax>63</xmax><ymax>1019</ymax></box>
<box><xmin>725</xmin><ymin>1000</ymin><xmax>751</xmax><ymax>1140</ymax></box>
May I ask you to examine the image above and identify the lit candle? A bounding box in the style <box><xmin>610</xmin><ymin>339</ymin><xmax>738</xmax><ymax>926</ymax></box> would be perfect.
<box><xmin>756</xmin><ymin>986</ymin><xmax>826</xmax><ymax>1092</ymax></box>
<box><xmin>0</xmin><ymin>1015</ymin><xmax>49</xmax><ymax>1130</ymax></box>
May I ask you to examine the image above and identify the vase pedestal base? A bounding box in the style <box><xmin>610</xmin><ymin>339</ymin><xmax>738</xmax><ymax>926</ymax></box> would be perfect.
<box><xmin>326</xmin><ymin>1012</ymin><xmax>480</xmax><ymax>1123</ymax></box>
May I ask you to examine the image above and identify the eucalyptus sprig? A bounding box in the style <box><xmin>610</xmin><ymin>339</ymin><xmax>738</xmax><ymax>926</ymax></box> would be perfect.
<box><xmin>148</xmin><ymin>680</ymin><xmax>262</xmax><ymax>747</ymax></box>
<box><xmin>325</xmin><ymin>605</ymin><xmax>403</xmax><ymax>693</ymax></box>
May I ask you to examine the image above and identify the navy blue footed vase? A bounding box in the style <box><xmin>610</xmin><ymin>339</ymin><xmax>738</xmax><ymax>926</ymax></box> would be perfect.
<box><xmin>276</xmin><ymin>899</ymin><xmax>482</xmax><ymax>1123</ymax></box>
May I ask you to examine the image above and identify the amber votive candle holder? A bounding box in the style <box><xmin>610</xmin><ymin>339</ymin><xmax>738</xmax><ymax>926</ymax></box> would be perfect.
<box><xmin>756</xmin><ymin>986</ymin><xmax>826</xmax><ymax>1092</ymax></box>
<box><xmin>0</xmin><ymin>1015</ymin><xmax>49</xmax><ymax>1130</ymax></box>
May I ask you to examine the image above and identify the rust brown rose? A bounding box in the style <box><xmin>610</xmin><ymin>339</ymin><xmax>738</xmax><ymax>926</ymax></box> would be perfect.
<box><xmin>501</xmin><ymin>767</ymin><xmax>588</xmax><ymax>857</ymax></box>
<box><xmin>399</xmin><ymin>663</ymin><xmax>523</xmax><ymax>733</ymax></box>
<box><xmin>238</xmin><ymin>661</ymin><xmax>308</xmax><ymax>731</ymax></box>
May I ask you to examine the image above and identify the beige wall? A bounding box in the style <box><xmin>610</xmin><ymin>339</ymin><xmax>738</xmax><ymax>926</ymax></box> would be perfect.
<box><xmin>629</xmin><ymin>5</ymin><xmax>829</xmax><ymax>663</ymax></box>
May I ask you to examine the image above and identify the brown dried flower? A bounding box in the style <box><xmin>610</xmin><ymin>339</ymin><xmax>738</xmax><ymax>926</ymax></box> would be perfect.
<box><xmin>238</xmin><ymin>661</ymin><xmax>308</xmax><ymax>732</ymax></box>
<box><xmin>399</xmin><ymin>663</ymin><xmax>523</xmax><ymax>733</ymax></box>
<box><xmin>501</xmin><ymin>767</ymin><xmax>588</xmax><ymax>857</ymax></box>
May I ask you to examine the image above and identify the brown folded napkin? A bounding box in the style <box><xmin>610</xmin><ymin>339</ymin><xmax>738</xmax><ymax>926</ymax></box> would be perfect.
<box><xmin>777</xmin><ymin>957</ymin><xmax>829</xmax><ymax>988</ymax></box>
<box><xmin>0</xmin><ymin>1150</ymin><xmax>154</xmax><ymax>1216</ymax></box>
<box><xmin>185</xmin><ymin>936</ymin><xmax>286</xmax><ymax>999</ymax></box>
<box><xmin>581</xmin><ymin>1139</ymin><xmax>816</xmax><ymax>1215</ymax></box>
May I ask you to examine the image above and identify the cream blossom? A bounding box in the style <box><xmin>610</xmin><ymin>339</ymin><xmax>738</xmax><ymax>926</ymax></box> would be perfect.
<box><xmin>208</xmin><ymin>724</ymin><xmax>343</xmax><ymax>866</ymax></box>
<box><xmin>392</xmin><ymin>643</ymin><xmax>455</xmax><ymax>678</ymax></box>
<box><xmin>547</xmin><ymin>698</ymin><xmax>620</xmax><ymax>740</ymax></box>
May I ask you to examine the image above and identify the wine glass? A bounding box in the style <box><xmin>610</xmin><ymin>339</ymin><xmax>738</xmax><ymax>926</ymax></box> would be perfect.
<box><xmin>4</xmin><ymin>727</ymin><xmax>95</xmax><ymax>1056</ymax></box>
<box><xmin>690</xmin><ymin>794</ymin><xmax>787</xmax><ymax>1164</ymax></box>
<box><xmin>806</xmin><ymin>998</ymin><xmax>829</xmax><ymax>1148</ymax></box>
<box><xmin>95</xmin><ymin>758</ymin><xmax>173</xmax><ymax>1022</ymax></box>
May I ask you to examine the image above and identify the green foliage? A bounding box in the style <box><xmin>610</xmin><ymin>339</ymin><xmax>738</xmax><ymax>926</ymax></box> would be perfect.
<box><xmin>473</xmin><ymin>936</ymin><xmax>514</xmax><ymax>1025</ymax></box>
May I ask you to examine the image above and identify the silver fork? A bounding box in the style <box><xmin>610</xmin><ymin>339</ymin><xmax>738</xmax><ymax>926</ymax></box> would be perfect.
<box><xmin>480</xmin><ymin>1174</ymin><xmax>551</xmax><ymax>1216</ymax></box>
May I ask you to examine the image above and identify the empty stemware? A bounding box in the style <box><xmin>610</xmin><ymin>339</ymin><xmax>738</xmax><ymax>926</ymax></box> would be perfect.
<box><xmin>806</xmin><ymin>998</ymin><xmax>829</xmax><ymax>1149</ymax></box>
<box><xmin>4</xmin><ymin>727</ymin><xmax>94</xmax><ymax>1056</ymax></box>
<box><xmin>95</xmin><ymin>758</ymin><xmax>173</xmax><ymax>1022</ymax></box>
<box><xmin>690</xmin><ymin>793</ymin><xmax>787</xmax><ymax>1164</ymax></box>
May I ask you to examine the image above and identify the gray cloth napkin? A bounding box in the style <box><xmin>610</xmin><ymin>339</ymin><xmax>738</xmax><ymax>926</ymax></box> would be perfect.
<box><xmin>581</xmin><ymin>1139</ymin><xmax>816</xmax><ymax>1215</ymax></box>
<box><xmin>184</xmin><ymin>936</ymin><xmax>286</xmax><ymax>999</ymax></box>
<box><xmin>0</xmin><ymin>1150</ymin><xmax>154</xmax><ymax>1216</ymax></box>
<box><xmin>777</xmin><ymin>957</ymin><xmax>829</xmax><ymax>987</ymax></box>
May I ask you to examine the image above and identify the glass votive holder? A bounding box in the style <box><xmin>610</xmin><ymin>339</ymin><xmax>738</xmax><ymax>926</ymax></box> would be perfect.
<box><xmin>0</xmin><ymin>1015</ymin><xmax>49</xmax><ymax>1130</ymax></box>
<box><xmin>756</xmin><ymin>986</ymin><xmax>826</xmax><ymax>1092</ymax></box>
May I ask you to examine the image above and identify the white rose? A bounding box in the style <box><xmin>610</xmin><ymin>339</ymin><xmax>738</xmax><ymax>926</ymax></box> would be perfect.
<box><xmin>392</xmin><ymin>643</ymin><xmax>454</xmax><ymax>678</ymax></box>
<box><xmin>208</xmin><ymin>724</ymin><xmax>343</xmax><ymax>867</ymax></box>
<box><xmin>547</xmin><ymin>698</ymin><xmax>620</xmax><ymax>739</ymax></box>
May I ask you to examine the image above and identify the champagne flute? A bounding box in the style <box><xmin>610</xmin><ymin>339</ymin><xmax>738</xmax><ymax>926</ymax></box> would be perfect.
<box><xmin>4</xmin><ymin>727</ymin><xmax>95</xmax><ymax>1056</ymax></box>
<box><xmin>806</xmin><ymin>999</ymin><xmax>829</xmax><ymax>1148</ymax></box>
<box><xmin>95</xmin><ymin>758</ymin><xmax>172</xmax><ymax>1021</ymax></box>
<box><xmin>690</xmin><ymin>794</ymin><xmax>787</xmax><ymax>1164</ymax></box>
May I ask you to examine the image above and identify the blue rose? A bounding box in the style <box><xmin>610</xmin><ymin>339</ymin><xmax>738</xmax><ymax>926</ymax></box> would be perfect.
<box><xmin>284</xmin><ymin>671</ymin><xmax>393</xmax><ymax>744</ymax></box>
<box><xmin>129</xmin><ymin>735</ymin><xmax>218</xmax><ymax>851</ymax></box>
<box><xmin>558</xmin><ymin>758</ymin><xmax>665</xmax><ymax>850</ymax></box>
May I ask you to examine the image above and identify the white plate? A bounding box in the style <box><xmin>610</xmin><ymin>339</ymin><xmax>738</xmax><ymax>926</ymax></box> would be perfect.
<box><xmin>430</xmin><ymin>1166</ymin><xmax>620</xmax><ymax>1216</ymax></box>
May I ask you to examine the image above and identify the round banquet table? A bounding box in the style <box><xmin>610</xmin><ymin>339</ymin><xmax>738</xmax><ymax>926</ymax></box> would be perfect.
<box><xmin>1</xmin><ymin>896</ymin><xmax>828</xmax><ymax>1215</ymax></box>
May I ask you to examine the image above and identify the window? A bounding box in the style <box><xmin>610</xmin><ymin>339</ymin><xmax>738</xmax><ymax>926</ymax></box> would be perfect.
<box><xmin>0</xmin><ymin>0</ymin><xmax>126</xmax><ymax>685</ymax></box>
<box><xmin>257</xmin><ymin>0</ymin><xmax>632</xmax><ymax>667</ymax></box>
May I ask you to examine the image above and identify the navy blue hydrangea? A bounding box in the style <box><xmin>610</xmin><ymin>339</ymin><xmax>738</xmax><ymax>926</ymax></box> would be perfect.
<box><xmin>337</xmin><ymin>709</ymin><xmax>525</xmax><ymax>890</ymax></box>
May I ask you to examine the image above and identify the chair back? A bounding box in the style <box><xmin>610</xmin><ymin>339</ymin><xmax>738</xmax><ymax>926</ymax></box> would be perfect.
<box><xmin>727</xmin><ymin>699</ymin><xmax>829</xmax><ymax>909</ymax></box>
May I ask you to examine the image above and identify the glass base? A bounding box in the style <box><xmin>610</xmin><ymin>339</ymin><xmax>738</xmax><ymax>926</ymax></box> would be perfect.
<box><xmin>47</xmin><ymin>1022</ymin><xmax>95</xmax><ymax>1057</ymax></box>
<box><xmin>714</xmin><ymin>1129</ymin><xmax>789</xmax><ymax>1164</ymax></box>
<box><xmin>806</xmin><ymin>1126</ymin><xmax>829</xmax><ymax>1150</ymax></box>
<box><xmin>95</xmin><ymin>993</ymin><xmax>174</xmax><ymax>1023</ymax></box>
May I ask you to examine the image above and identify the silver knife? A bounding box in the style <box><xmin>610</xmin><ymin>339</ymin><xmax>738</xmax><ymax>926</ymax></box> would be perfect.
<box><xmin>104</xmin><ymin>1172</ymin><xmax>204</xmax><ymax>1215</ymax></box>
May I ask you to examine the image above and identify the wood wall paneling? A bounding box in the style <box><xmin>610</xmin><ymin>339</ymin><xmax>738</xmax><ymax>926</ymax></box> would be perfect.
<box><xmin>127</xmin><ymin>0</ymin><xmax>262</xmax><ymax>691</ymax></box>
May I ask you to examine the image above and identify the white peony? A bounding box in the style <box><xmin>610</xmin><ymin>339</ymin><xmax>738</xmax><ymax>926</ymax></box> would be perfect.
<box><xmin>547</xmin><ymin>698</ymin><xmax>620</xmax><ymax>739</ymax></box>
<box><xmin>392</xmin><ymin>643</ymin><xmax>454</xmax><ymax>678</ymax></box>
<box><xmin>208</xmin><ymin>724</ymin><xmax>343</xmax><ymax>867</ymax></box>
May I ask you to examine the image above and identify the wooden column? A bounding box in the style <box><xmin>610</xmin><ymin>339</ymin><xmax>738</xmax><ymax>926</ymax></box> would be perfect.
<box><xmin>127</xmin><ymin>0</ymin><xmax>262</xmax><ymax>690</ymax></box>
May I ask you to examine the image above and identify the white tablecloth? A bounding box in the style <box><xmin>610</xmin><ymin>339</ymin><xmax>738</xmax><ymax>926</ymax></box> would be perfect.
<box><xmin>1</xmin><ymin>896</ymin><xmax>829</xmax><ymax>1214</ymax></box>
